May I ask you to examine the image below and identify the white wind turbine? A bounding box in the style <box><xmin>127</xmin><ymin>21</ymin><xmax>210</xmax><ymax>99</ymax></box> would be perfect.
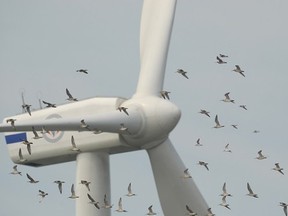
<box><xmin>1</xmin><ymin>1</ymin><xmax>208</xmax><ymax>216</ymax></box>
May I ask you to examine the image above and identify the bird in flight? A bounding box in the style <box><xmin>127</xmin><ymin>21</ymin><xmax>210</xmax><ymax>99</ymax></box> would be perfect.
<box><xmin>195</xmin><ymin>138</ymin><xmax>203</xmax><ymax>147</ymax></box>
<box><xmin>216</xmin><ymin>56</ymin><xmax>227</xmax><ymax>64</ymax></box>
<box><xmin>68</xmin><ymin>184</ymin><xmax>79</xmax><ymax>199</ymax></box>
<box><xmin>255</xmin><ymin>150</ymin><xmax>267</xmax><ymax>160</ymax></box>
<box><xmin>221</xmin><ymin>92</ymin><xmax>235</xmax><ymax>103</ymax></box>
<box><xmin>23</xmin><ymin>104</ymin><xmax>32</xmax><ymax>116</ymax></box>
<box><xmin>32</xmin><ymin>126</ymin><xmax>42</xmax><ymax>139</ymax></box>
<box><xmin>160</xmin><ymin>90</ymin><xmax>170</xmax><ymax>100</ymax></box>
<box><xmin>219</xmin><ymin>54</ymin><xmax>228</xmax><ymax>58</ymax></box>
<box><xmin>147</xmin><ymin>205</ymin><xmax>157</xmax><ymax>215</ymax></box>
<box><xmin>102</xmin><ymin>194</ymin><xmax>113</xmax><ymax>209</ymax></box>
<box><xmin>18</xmin><ymin>148</ymin><xmax>27</xmax><ymax>163</ymax></box>
<box><xmin>38</xmin><ymin>190</ymin><xmax>48</xmax><ymax>203</ymax></box>
<box><xmin>66</xmin><ymin>88</ymin><xmax>78</xmax><ymax>101</ymax></box>
<box><xmin>232</xmin><ymin>65</ymin><xmax>245</xmax><ymax>77</ymax></box>
<box><xmin>71</xmin><ymin>135</ymin><xmax>80</xmax><ymax>152</ymax></box>
<box><xmin>185</xmin><ymin>205</ymin><xmax>197</xmax><ymax>216</ymax></box>
<box><xmin>246</xmin><ymin>182</ymin><xmax>258</xmax><ymax>198</ymax></box>
<box><xmin>115</xmin><ymin>197</ymin><xmax>127</xmax><ymax>212</ymax></box>
<box><xmin>54</xmin><ymin>180</ymin><xmax>65</xmax><ymax>194</ymax></box>
<box><xmin>239</xmin><ymin>105</ymin><xmax>247</xmax><ymax>110</ymax></box>
<box><xmin>87</xmin><ymin>193</ymin><xmax>100</xmax><ymax>209</ymax></box>
<box><xmin>207</xmin><ymin>208</ymin><xmax>215</xmax><ymax>216</ymax></box>
<box><xmin>117</xmin><ymin>106</ymin><xmax>129</xmax><ymax>116</ymax></box>
<box><xmin>273</xmin><ymin>163</ymin><xmax>284</xmax><ymax>175</ymax></box>
<box><xmin>42</xmin><ymin>100</ymin><xmax>56</xmax><ymax>108</ymax></box>
<box><xmin>223</xmin><ymin>143</ymin><xmax>232</xmax><ymax>153</ymax></box>
<box><xmin>176</xmin><ymin>68</ymin><xmax>189</xmax><ymax>79</ymax></box>
<box><xmin>126</xmin><ymin>182</ymin><xmax>136</xmax><ymax>197</ymax></box>
<box><xmin>182</xmin><ymin>168</ymin><xmax>192</xmax><ymax>179</ymax></box>
<box><xmin>76</xmin><ymin>69</ymin><xmax>88</xmax><ymax>74</ymax></box>
<box><xmin>280</xmin><ymin>202</ymin><xmax>288</xmax><ymax>216</ymax></box>
<box><xmin>10</xmin><ymin>165</ymin><xmax>22</xmax><ymax>176</ymax></box>
<box><xmin>198</xmin><ymin>161</ymin><xmax>209</xmax><ymax>171</ymax></box>
<box><xmin>219</xmin><ymin>196</ymin><xmax>231</xmax><ymax>210</ymax></box>
<box><xmin>6</xmin><ymin>118</ymin><xmax>16</xmax><ymax>128</ymax></box>
<box><xmin>213</xmin><ymin>115</ymin><xmax>224</xmax><ymax>128</ymax></box>
<box><xmin>199</xmin><ymin>109</ymin><xmax>210</xmax><ymax>117</ymax></box>
<box><xmin>26</xmin><ymin>173</ymin><xmax>39</xmax><ymax>183</ymax></box>
<box><xmin>80</xmin><ymin>180</ymin><xmax>91</xmax><ymax>191</ymax></box>
<box><xmin>22</xmin><ymin>139</ymin><xmax>33</xmax><ymax>155</ymax></box>
<box><xmin>220</xmin><ymin>182</ymin><xmax>232</xmax><ymax>198</ymax></box>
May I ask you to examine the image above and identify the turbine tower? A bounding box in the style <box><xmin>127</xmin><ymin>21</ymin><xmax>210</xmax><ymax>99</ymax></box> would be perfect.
<box><xmin>1</xmin><ymin>1</ymin><xmax>209</xmax><ymax>216</ymax></box>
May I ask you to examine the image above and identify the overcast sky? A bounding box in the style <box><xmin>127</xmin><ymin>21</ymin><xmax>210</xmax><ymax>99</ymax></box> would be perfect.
<box><xmin>1</xmin><ymin>0</ymin><xmax>288</xmax><ymax>216</ymax></box>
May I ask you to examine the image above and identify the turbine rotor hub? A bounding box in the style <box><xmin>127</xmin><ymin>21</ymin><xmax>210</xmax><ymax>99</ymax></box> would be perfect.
<box><xmin>122</xmin><ymin>96</ymin><xmax>181</xmax><ymax>148</ymax></box>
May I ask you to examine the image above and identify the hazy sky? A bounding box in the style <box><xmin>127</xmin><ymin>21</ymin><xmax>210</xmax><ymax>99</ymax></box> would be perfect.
<box><xmin>1</xmin><ymin>0</ymin><xmax>288</xmax><ymax>216</ymax></box>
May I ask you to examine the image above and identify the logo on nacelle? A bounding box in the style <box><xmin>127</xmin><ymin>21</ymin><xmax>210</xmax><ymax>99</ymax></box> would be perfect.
<box><xmin>43</xmin><ymin>114</ymin><xmax>64</xmax><ymax>143</ymax></box>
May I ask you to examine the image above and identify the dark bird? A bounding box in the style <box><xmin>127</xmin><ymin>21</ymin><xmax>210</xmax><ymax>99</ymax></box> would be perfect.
<box><xmin>185</xmin><ymin>205</ymin><xmax>197</xmax><ymax>216</ymax></box>
<box><xmin>232</xmin><ymin>65</ymin><xmax>245</xmax><ymax>77</ymax></box>
<box><xmin>214</xmin><ymin>115</ymin><xmax>224</xmax><ymax>128</ymax></box>
<box><xmin>76</xmin><ymin>69</ymin><xmax>88</xmax><ymax>74</ymax></box>
<box><xmin>42</xmin><ymin>100</ymin><xmax>56</xmax><ymax>108</ymax></box>
<box><xmin>246</xmin><ymin>182</ymin><xmax>258</xmax><ymax>198</ymax></box>
<box><xmin>6</xmin><ymin>118</ymin><xmax>16</xmax><ymax>128</ymax></box>
<box><xmin>54</xmin><ymin>180</ymin><xmax>65</xmax><ymax>194</ymax></box>
<box><xmin>23</xmin><ymin>104</ymin><xmax>32</xmax><ymax>116</ymax></box>
<box><xmin>32</xmin><ymin>126</ymin><xmax>42</xmax><ymax>139</ymax></box>
<box><xmin>216</xmin><ymin>56</ymin><xmax>227</xmax><ymax>64</ymax></box>
<box><xmin>199</xmin><ymin>109</ymin><xmax>210</xmax><ymax>117</ymax></box>
<box><xmin>280</xmin><ymin>202</ymin><xmax>288</xmax><ymax>216</ymax></box>
<box><xmin>80</xmin><ymin>180</ymin><xmax>91</xmax><ymax>191</ymax></box>
<box><xmin>26</xmin><ymin>173</ymin><xmax>39</xmax><ymax>183</ymax></box>
<box><xmin>87</xmin><ymin>193</ymin><xmax>100</xmax><ymax>209</ymax></box>
<box><xmin>219</xmin><ymin>54</ymin><xmax>228</xmax><ymax>58</ymax></box>
<box><xmin>239</xmin><ymin>105</ymin><xmax>247</xmax><ymax>110</ymax></box>
<box><xmin>117</xmin><ymin>106</ymin><xmax>129</xmax><ymax>115</ymax></box>
<box><xmin>66</xmin><ymin>88</ymin><xmax>78</xmax><ymax>101</ymax></box>
<box><xmin>22</xmin><ymin>139</ymin><xmax>33</xmax><ymax>155</ymax></box>
<box><xmin>176</xmin><ymin>69</ymin><xmax>189</xmax><ymax>79</ymax></box>
<box><xmin>221</xmin><ymin>92</ymin><xmax>235</xmax><ymax>103</ymax></box>
<box><xmin>10</xmin><ymin>165</ymin><xmax>22</xmax><ymax>176</ymax></box>
<box><xmin>198</xmin><ymin>161</ymin><xmax>209</xmax><ymax>171</ymax></box>
<box><xmin>160</xmin><ymin>91</ymin><xmax>170</xmax><ymax>100</ymax></box>
<box><xmin>18</xmin><ymin>148</ymin><xmax>27</xmax><ymax>162</ymax></box>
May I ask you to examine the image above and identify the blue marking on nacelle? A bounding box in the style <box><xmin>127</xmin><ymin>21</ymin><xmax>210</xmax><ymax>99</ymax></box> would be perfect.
<box><xmin>5</xmin><ymin>133</ymin><xmax>27</xmax><ymax>144</ymax></box>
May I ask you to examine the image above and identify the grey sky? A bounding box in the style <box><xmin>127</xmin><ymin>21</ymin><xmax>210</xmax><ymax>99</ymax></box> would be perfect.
<box><xmin>1</xmin><ymin>0</ymin><xmax>288</xmax><ymax>216</ymax></box>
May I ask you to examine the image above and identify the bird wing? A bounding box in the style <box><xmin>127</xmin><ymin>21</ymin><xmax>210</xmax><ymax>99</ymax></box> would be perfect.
<box><xmin>275</xmin><ymin>163</ymin><xmax>280</xmax><ymax>168</ymax></box>
<box><xmin>128</xmin><ymin>183</ymin><xmax>132</xmax><ymax>193</ymax></box>
<box><xmin>215</xmin><ymin>115</ymin><xmax>220</xmax><ymax>125</ymax></box>
<box><xmin>258</xmin><ymin>150</ymin><xmax>264</xmax><ymax>157</ymax></box>
<box><xmin>26</xmin><ymin>173</ymin><xmax>34</xmax><ymax>181</ymax></box>
<box><xmin>222</xmin><ymin>182</ymin><xmax>227</xmax><ymax>193</ymax></box>
<box><xmin>148</xmin><ymin>205</ymin><xmax>154</xmax><ymax>213</ymax></box>
<box><xmin>87</xmin><ymin>193</ymin><xmax>95</xmax><ymax>202</ymax></box>
<box><xmin>247</xmin><ymin>183</ymin><xmax>253</xmax><ymax>193</ymax></box>
<box><xmin>284</xmin><ymin>206</ymin><xmax>287</xmax><ymax>216</ymax></box>
<box><xmin>186</xmin><ymin>205</ymin><xmax>193</xmax><ymax>213</ymax></box>
<box><xmin>235</xmin><ymin>65</ymin><xmax>241</xmax><ymax>70</ymax></box>
<box><xmin>224</xmin><ymin>92</ymin><xmax>230</xmax><ymax>99</ymax></box>
<box><xmin>66</xmin><ymin>88</ymin><xmax>73</xmax><ymax>98</ymax></box>
<box><xmin>71</xmin><ymin>136</ymin><xmax>76</xmax><ymax>148</ymax></box>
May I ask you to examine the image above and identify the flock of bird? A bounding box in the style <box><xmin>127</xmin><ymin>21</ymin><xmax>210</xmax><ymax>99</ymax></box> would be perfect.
<box><xmin>172</xmin><ymin>54</ymin><xmax>287</xmax><ymax>216</ymax></box>
<box><xmin>5</xmin><ymin>62</ymin><xmax>287</xmax><ymax>216</ymax></box>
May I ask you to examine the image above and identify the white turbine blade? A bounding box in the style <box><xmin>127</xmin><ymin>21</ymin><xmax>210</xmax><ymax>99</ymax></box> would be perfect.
<box><xmin>134</xmin><ymin>0</ymin><xmax>177</xmax><ymax>97</ymax></box>
<box><xmin>1</xmin><ymin>110</ymin><xmax>142</xmax><ymax>135</ymax></box>
<box><xmin>147</xmin><ymin>139</ymin><xmax>208</xmax><ymax>216</ymax></box>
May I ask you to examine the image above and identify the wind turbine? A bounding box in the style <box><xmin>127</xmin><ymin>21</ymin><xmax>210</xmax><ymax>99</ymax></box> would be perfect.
<box><xmin>0</xmin><ymin>1</ymin><xmax>209</xmax><ymax>216</ymax></box>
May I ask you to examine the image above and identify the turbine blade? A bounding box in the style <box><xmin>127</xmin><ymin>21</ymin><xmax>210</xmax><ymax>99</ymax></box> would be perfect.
<box><xmin>147</xmin><ymin>139</ymin><xmax>208</xmax><ymax>216</ymax></box>
<box><xmin>134</xmin><ymin>0</ymin><xmax>177</xmax><ymax>97</ymax></box>
<box><xmin>1</xmin><ymin>110</ymin><xmax>142</xmax><ymax>135</ymax></box>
